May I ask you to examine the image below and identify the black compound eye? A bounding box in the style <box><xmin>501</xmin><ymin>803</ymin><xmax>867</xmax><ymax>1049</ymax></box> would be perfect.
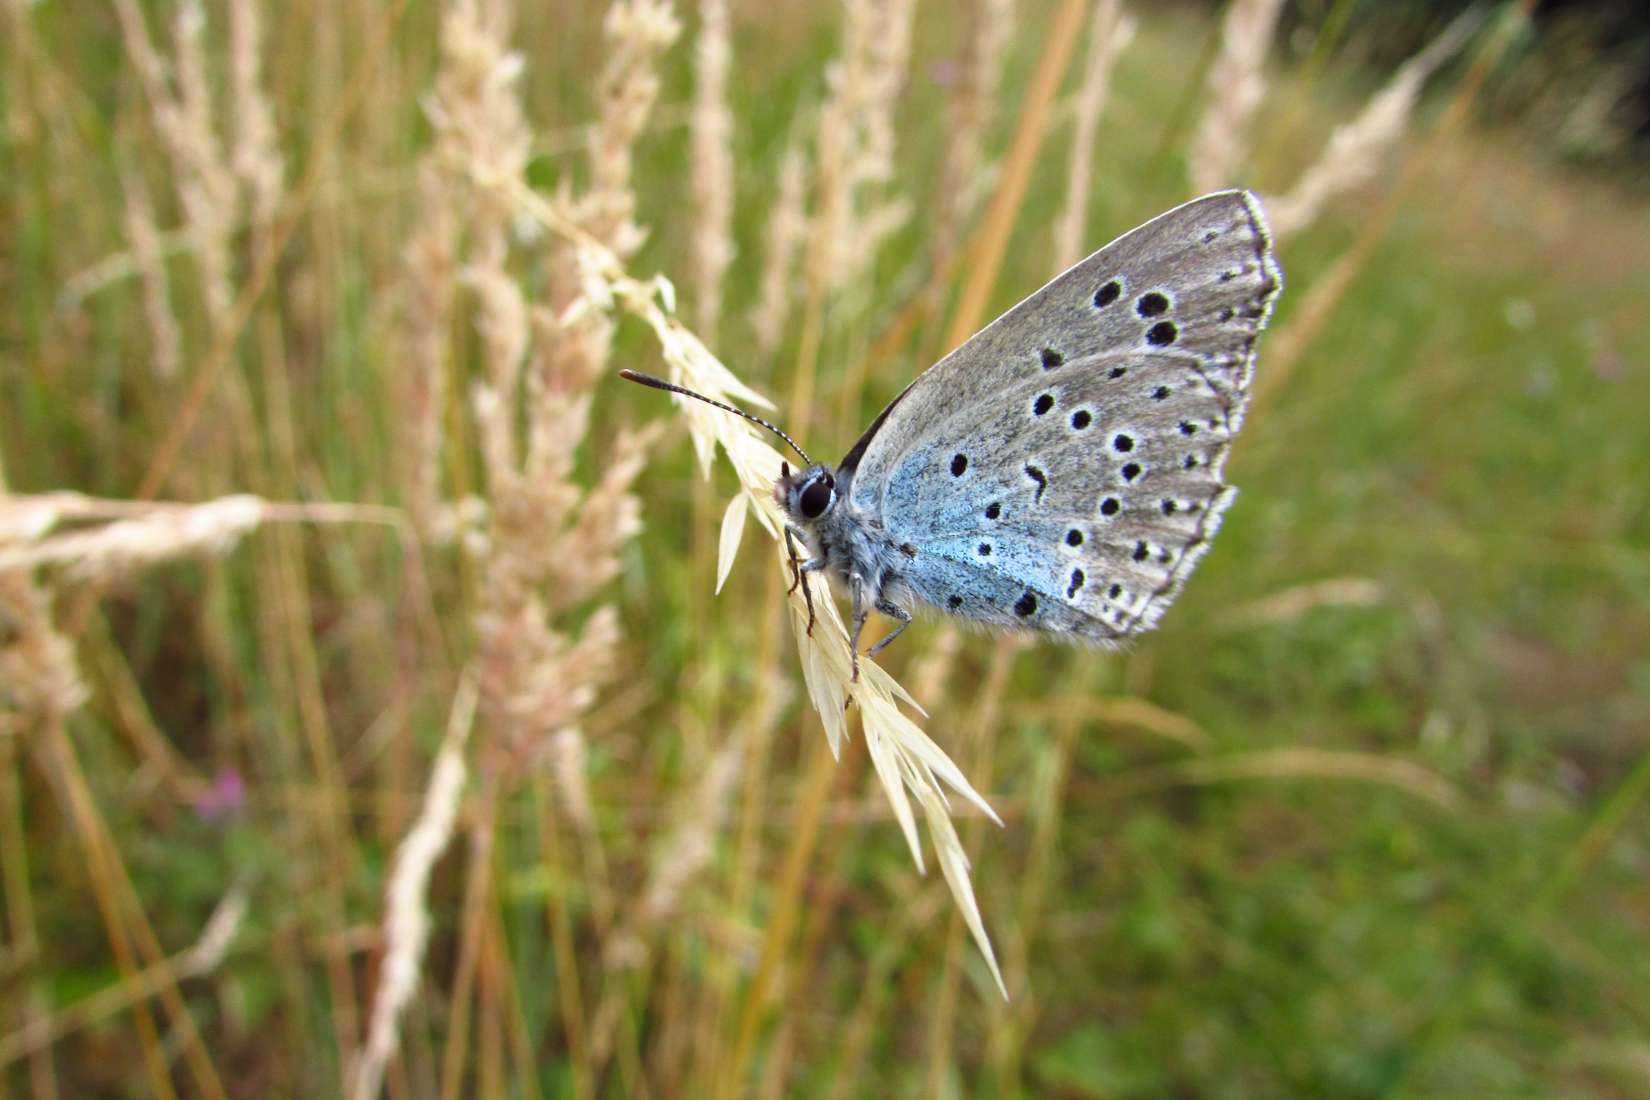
<box><xmin>798</xmin><ymin>478</ymin><xmax>833</xmax><ymax>519</ymax></box>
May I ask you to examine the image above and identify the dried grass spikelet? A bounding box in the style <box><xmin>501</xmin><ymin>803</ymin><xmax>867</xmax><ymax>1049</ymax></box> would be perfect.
<box><xmin>1186</xmin><ymin>0</ymin><xmax>1285</xmax><ymax>195</ymax></box>
<box><xmin>168</xmin><ymin>0</ymin><xmax>239</xmax><ymax>323</ymax></box>
<box><xmin>425</xmin><ymin>0</ymin><xmax>532</xmax><ymax>267</ymax></box>
<box><xmin>1053</xmin><ymin>0</ymin><xmax>1135</xmax><ymax>270</ymax></box>
<box><xmin>119</xmin><ymin>159</ymin><xmax>183</xmax><ymax>380</ymax></box>
<box><xmin>597</xmin><ymin>262</ymin><xmax>1008</xmax><ymax>994</ymax></box>
<box><xmin>0</xmin><ymin>572</ymin><xmax>87</xmax><ymax>733</ymax></box>
<box><xmin>578</xmin><ymin>0</ymin><xmax>682</xmax><ymax>258</ymax></box>
<box><xmin>397</xmin><ymin>163</ymin><xmax>458</xmax><ymax>537</ymax></box>
<box><xmin>418</xmin><ymin>0</ymin><xmax>665</xmax><ymax>784</ymax></box>
<box><xmin>469</xmin><ymin>327</ymin><xmax>655</xmax><ymax>770</ymax></box>
<box><xmin>689</xmin><ymin>0</ymin><xmax>736</xmax><ymax>333</ymax></box>
<box><xmin>112</xmin><ymin>0</ymin><xmax>239</xmax><ymax>328</ymax></box>
<box><xmin>810</xmin><ymin>0</ymin><xmax>918</xmax><ymax>296</ymax></box>
<box><xmin>112</xmin><ymin>0</ymin><xmax>283</xmax><ymax>337</ymax></box>
<box><xmin>1218</xmin><ymin>576</ymin><xmax>1384</xmax><ymax>629</ymax></box>
<box><xmin>1126</xmin><ymin>747</ymin><xmax>1462</xmax><ymax>811</ymax></box>
<box><xmin>179</xmin><ymin>880</ymin><xmax>250</xmax><ymax>978</ymax></box>
<box><xmin>1266</xmin><ymin>6</ymin><xmax>1487</xmax><ymax>239</ymax></box>
<box><xmin>0</xmin><ymin>495</ymin><xmax>265</xmax><ymax>581</ymax></box>
<box><xmin>749</xmin><ymin>114</ymin><xmax>811</xmax><ymax>363</ymax></box>
<box><xmin>549</xmin><ymin>726</ymin><xmax>596</xmax><ymax>833</ymax></box>
<box><xmin>0</xmin><ymin>490</ymin><xmax>396</xmax><ymax>734</ymax></box>
<box><xmin>934</xmin><ymin>0</ymin><xmax>1015</xmax><ymax>269</ymax></box>
<box><xmin>506</xmin><ymin>157</ymin><xmax>1008</xmax><ymax>985</ymax></box>
<box><xmin>350</xmin><ymin>671</ymin><xmax>478</xmax><ymax>1100</ymax></box>
<box><xmin>0</xmin><ymin>493</ymin><xmax>401</xmax><ymax>582</ymax></box>
<box><xmin>227</xmin><ymin>0</ymin><xmax>284</xmax><ymax>231</ymax></box>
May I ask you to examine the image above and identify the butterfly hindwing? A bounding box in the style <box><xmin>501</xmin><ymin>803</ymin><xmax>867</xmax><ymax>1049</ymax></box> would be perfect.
<box><xmin>846</xmin><ymin>190</ymin><xmax>1281</xmax><ymax>640</ymax></box>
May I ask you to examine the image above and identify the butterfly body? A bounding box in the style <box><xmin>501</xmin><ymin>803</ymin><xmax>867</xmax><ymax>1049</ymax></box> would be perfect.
<box><xmin>773</xmin><ymin>190</ymin><xmax>1282</xmax><ymax>668</ymax></box>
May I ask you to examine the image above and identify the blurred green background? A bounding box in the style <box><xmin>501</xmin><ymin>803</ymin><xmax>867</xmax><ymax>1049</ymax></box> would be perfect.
<box><xmin>3</xmin><ymin>1</ymin><xmax>1649</xmax><ymax>1097</ymax></box>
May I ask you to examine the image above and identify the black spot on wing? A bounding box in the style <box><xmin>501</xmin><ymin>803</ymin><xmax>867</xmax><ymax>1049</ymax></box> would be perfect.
<box><xmin>1024</xmin><ymin>464</ymin><xmax>1047</xmax><ymax>503</ymax></box>
<box><xmin>1136</xmin><ymin>292</ymin><xmax>1169</xmax><ymax>317</ymax></box>
<box><xmin>1146</xmin><ymin>321</ymin><xmax>1178</xmax><ymax>346</ymax></box>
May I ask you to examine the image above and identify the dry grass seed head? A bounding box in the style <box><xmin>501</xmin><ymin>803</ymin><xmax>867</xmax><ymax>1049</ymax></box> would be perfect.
<box><xmin>350</xmin><ymin>672</ymin><xmax>478</xmax><ymax>1100</ymax></box>
<box><xmin>1054</xmin><ymin>0</ymin><xmax>1135</xmax><ymax>270</ymax></box>
<box><xmin>0</xmin><ymin>496</ymin><xmax>267</xmax><ymax>582</ymax></box>
<box><xmin>689</xmin><ymin>0</ymin><xmax>736</xmax><ymax>332</ymax></box>
<box><xmin>1267</xmin><ymin>6</ymin><xmax>1486</xmax><ymax>238</ymax></box>
<box><xmin>0</xmin><ymin>571</ymin><xmax>87</xmax><ymax>729</ymax></box>
<box><xmin>1187</xmin><ymin>0</ymin><xmax>1286</xmax><ymax>194</ymax></box>
<box><xmin>427</xmin><ymin>0</ymin><xmax>531</xmax><ymax>264</ymax></box>
<box><xmin>581</xmin><ymin>0</ymin><xmax>682</xmax><ymax>256</ymax></box>
<box><xmin>624</xmin><ymin>277</ymin><xmax>1007</xmax><ymax>994</ymax></box>
<box><xmin>397</xmin><ymin>163</ymin><xmax>458</xmax><ymax>537</ymax></box>
<box><xmin>937</xmin><ymin>0</ymin><xmax>1016</xmax><ymax>252</ymax></box>
<box><xmin>227</xmin><ymin>0</ymin><xmax>284</xmax><ymax>228</ymax></box>
<box><xmin>119</xmin><ymin>159</ymin><xmax>183</xmax><ymax>380</ymax></box>
<box><xmin>810</xmin><ymin>0</ymin><xmax>918</xmax><ymax>294</ymax></box>
<box><xmin>113</xmin><ymin>0</ymin><xmax>241</xmax><ymax>327</ymax></box>
<box><xmin>749</xmin><ymin>113</ymin><xmax>811</xmax><ymax>361</ymax></box>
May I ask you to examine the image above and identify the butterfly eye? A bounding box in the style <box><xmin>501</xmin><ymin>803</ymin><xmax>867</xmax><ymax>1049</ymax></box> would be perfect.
<box><xmin>798</xmin><ymin>478</ymin><xmax>833</xmax><ymax>519</ymax></box>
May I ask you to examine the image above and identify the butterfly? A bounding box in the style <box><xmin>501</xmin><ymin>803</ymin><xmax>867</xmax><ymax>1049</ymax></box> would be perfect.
<box><xmin>625</xmin><ymin>190</ymin><xmax>1282</xmax><ymax>679</ymax></box>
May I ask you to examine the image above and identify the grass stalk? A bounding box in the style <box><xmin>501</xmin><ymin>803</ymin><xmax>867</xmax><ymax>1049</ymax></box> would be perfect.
<box><xmin>1186</xmin><ymin>0</ymin><xmax>1286</xmax><ymax>194</ymax></box>
<box><xmin>0</xmin><ymin>883</ymin><xmax>246</xmax><ymax>1071</ymax></box>
<box><xmin>704</xmin><ymin>568</ymin><xmax>789</xmax><ymax>1084</ymax></box>
<box><xmin>1378</xmin><ymin>741</ymin><xmax>1650</xmax><ymax>1097</ymax></box>
<box><xmin>926</xmin><ymin>640</ymin><xmax>1019</xmax><ymax>1090</ymax></box>
<box><xmin>989</xmin><ymin>660</ymin><xmax>1095</xmax><ymax>1089</ymax></box>
<box><xmin>439</xmin><ymin>771</ymin><xmax>500</xmax><ymax>1100</ymax></box>
<box><xmin>531</xmin><ymin>772</ymin><xmax>595</xmax><ymax>1100</ymax></box>
<box><xmin>943</xmin><ymin>0</ymin><xmax>1089</xmax><ymax>352</ymax></box>
<box><xmin>717</xmin><ymin>730</ymin><xmax>841</xmax><ymax>1099</ymax></box>
<box><xmin>82</xmin><ymin>615</ymin><xmax>200</xmax><ymax>803</ymax></box>
<box><xmin>126</xmin><ymin>0</ymin><xmax>408</xmax><ymax>506</ymax></box>
<box><xmin>1249</xmin><ymin>0</ymin><xmax>1532</xmax><ymax>419</ymax></box>
<box><xmin>819</xmin><ymin>885</ymin><xmax>947</xmax><ymax>1100</ymax></box>
<box><xmin>744</xmin><ymin>735</ymin><xmax>867</xmax><ymax>1095</ymax></box>
<box><xmin>269</xmin><ymin>527</ymin><xmax>363</xmax><ymax>1074</ymax></box>
<box><xmin>36</xmin><ymin>726</ymin><xmax>190</xmax><ymax>1100</ymax></box>
<box><xmin>1053</xmin><ymin>0</ymin><xmax>1135</xmax><ymax>271</ymax></box>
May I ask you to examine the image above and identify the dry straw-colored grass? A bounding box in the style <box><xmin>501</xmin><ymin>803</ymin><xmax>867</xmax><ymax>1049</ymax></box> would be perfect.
<box><xmin>0</xmin><ymin>0</ymin><xmax>1518</xmax><ymax>1093</ymax></box>
<box><xmin>1054</xmin><ymin>0</ymin><xmax>1135</xmax><ymax>270</ymax></box>
<box><xmin>1187</xmin><ymin>0</ymin><xmax>1286</xmax><ymax>194</ymax></box>
<box><xmin>690</xmin><ymin>0</ymin><xmax>736</xmax><ymax>333</ymax></box>
<box><xmin>351</xmin><ymin>670</ymin><xmax>477</xmax><ymax>1100</ymax></box>
<box><xmin>1267</xmin><ymin>5</ymin><xmax>1487</xmax><ymax>238</ymax></box>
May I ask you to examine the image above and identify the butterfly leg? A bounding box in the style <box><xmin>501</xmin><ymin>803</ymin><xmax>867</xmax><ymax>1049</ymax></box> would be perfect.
<box><xmin>847</xmin><ymin>573</ymin><xmax>871</xmax><ymax>683</ymax></box>
<box><xmin>865</xmin><ymin>598</ymin><xmax>912</xmax><ymax>659</ymax></box>
<box><xmin>784</xmin><ymin>524</ymin><xmax>820</xmax><ymax>636</ymax></box>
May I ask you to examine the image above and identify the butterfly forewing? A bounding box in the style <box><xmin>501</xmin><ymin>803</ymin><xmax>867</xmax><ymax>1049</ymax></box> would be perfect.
<box><xmin>845</xmin><ymin>190</ymin><xmax>1282</xmax><ymax>641</ymax></box>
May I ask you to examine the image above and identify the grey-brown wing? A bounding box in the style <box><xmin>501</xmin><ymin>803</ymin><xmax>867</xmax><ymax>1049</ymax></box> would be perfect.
<box><xmin>843</xmin><ymin>190</ymin><xmax>1281</xmax><ymax>639</ymax></box>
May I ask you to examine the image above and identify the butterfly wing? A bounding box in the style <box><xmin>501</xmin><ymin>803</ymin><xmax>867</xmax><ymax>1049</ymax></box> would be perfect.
<box><xmin>842</xmin><ymin>190</ymin><xmax>1282</xmax><ymax>641</ymax></box>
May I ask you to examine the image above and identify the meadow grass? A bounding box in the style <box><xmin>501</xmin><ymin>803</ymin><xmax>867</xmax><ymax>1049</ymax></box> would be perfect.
<box><xmin>3</xmin><ymin>1</ymin><xmax>1650</xmax><ymax>1097</ymax></box>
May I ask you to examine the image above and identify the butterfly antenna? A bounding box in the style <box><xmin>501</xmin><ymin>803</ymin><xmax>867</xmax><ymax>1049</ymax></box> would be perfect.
<box><xmin>620</xmin><ymin>370</ymin><xmax>813</xmax><ymax>466</ymax></box>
